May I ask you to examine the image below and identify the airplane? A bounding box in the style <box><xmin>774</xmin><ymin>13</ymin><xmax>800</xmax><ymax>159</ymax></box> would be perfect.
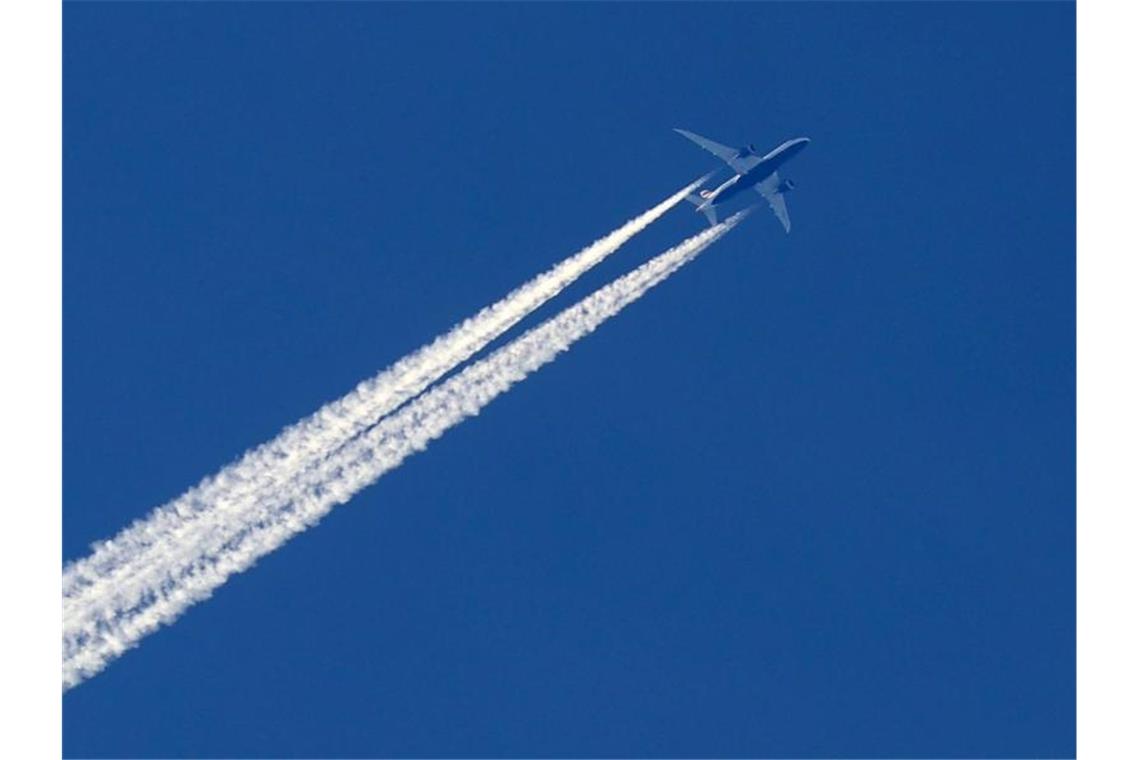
<box><xmin>674</xmin><ymin>129</ymin><xmax>810</xmax><ymax>232</ymax></box>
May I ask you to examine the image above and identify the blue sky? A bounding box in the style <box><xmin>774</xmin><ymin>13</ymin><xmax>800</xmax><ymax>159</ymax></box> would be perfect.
<box><xmin>64</xmin><ymin>3</ymin><xmax>1074</xmax><ymax>757</ymax></box>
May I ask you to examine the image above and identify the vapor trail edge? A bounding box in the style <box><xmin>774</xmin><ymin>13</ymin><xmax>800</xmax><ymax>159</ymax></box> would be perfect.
<box><xmin>63</xmin><ymin>208</ymin><xmax>745</xmax><ymax>689</ymax></box>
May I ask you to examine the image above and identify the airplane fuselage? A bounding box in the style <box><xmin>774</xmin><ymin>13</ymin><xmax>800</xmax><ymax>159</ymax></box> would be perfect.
<box><xmin>703</xmin><ymin>137</ymin><xmax>811</xmax><ymax>207</ymax></box>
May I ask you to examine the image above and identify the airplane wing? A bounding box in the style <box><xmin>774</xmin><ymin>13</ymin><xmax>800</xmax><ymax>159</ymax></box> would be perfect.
<box><xmin>755</xmin><ymin>172</ymin><xmax>792</xmax><ymax>233</ymax></box>
<box><xmin>674</xmin><ymin>128</ymin><xmax>755</xmax><ymax>174</ymax></box>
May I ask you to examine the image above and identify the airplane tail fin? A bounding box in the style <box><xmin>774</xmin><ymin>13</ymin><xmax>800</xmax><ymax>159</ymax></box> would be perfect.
<box><xmin>684</xmin><ymin>193</ymin><xmax>718</xmax><ymax>226</ymax></box>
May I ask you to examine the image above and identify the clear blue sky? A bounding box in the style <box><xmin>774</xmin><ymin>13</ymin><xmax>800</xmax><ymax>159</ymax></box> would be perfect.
<box><xmin>64</xmin><ymin>3</ymin><xmax>1074</xmax><ymax>757</ymax></box>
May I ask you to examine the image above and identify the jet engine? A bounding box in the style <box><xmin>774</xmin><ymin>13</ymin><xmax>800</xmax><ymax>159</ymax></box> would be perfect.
<box><xmin>777</xmin><ymin>178</ymin><xmax>796</xmax><ymax>193</ymax></box>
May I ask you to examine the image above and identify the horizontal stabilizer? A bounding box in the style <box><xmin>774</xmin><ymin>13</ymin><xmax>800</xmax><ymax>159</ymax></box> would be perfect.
<box><xmin>683</xmin><ymin>196</ymin><xmax>718</xmax><ymax>226</ymax></box>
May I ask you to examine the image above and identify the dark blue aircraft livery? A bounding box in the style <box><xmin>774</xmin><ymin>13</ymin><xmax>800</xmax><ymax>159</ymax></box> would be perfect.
<box><xmin>674</xmin><ymin>129</ymin><xmax>810</xmax><ymax>232</ymax></box>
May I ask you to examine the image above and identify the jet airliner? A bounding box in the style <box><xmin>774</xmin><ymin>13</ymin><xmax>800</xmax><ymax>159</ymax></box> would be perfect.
<box><xmin>674</xmin><ymin>129</ymin><xmax>810</xmax><ymax>232</ymax></box>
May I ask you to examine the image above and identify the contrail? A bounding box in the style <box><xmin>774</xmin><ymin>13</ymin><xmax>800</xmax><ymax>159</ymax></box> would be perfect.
<box><xmin>63</xmin><ymin>210</ymin><xmax>748</xmax><ymax>689</ymax></box>
<box><xmin>63</xmin><ymin>176</ymin><xmax>707</xmax><ymax>635</ymax></box>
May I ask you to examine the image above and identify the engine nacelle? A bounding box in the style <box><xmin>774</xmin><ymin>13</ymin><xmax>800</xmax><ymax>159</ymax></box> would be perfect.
<box><xmin>777</xmin><ymin>178</ymin><xmax>796</xmax><ymax>193</ymax></box>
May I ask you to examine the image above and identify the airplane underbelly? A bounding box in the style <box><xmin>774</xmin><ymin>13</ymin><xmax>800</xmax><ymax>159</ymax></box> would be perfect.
<box><xmin>715</xmin><ymin>181</ymin><xmax>748</xmax><ymax>205</ymax></box>
<box><xmin>718</xmin><ymin>167</ymin><xmax>776</xmax><ymax>205</ymax></box>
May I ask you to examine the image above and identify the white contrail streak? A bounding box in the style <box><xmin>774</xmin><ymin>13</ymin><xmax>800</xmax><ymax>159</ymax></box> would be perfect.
<box><xmin>63</xmin><ymin>177</ymin><xmax>706</xmax><ymax>634</ymax></box>
<box><xmin>63</xmin><ymin>210</ymin><xmax>747</xmax><ymax>689</ymax></box>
